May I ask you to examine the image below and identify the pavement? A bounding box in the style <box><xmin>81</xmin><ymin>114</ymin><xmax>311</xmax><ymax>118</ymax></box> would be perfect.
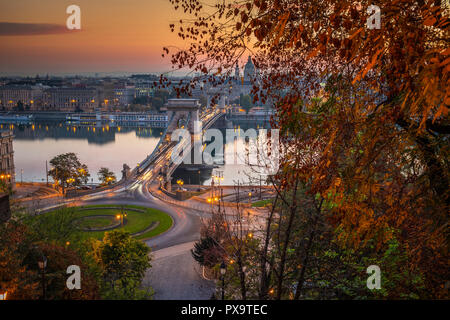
<box><xmin>18</xmin><ymin>109</ymin><xmax>269</xmax><ymax>300</ymax></box>
<box><xmin>19</xmin><ymin>174</ymin><xmax>271</xmax><ymax>300</ymax></box>
<box><xmin>71</xmin><ymin>180</ymin><xmax>215</xmax><ymax>300</ymax></box>
<box><xmin>143</xmin><ymin>242</ymin><xmax>215</xmax><ymax>300</ymax></box>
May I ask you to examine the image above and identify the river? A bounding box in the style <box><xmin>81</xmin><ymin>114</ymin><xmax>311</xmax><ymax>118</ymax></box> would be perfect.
<box><xmin>5</xmin><ymin>120</ymin><xmax>272</xmax><ymax>186</ymax></box>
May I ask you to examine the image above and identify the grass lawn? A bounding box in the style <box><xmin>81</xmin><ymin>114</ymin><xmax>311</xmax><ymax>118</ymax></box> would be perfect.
<box><xmin>74</xmin><ymin>216</ymin><xmax>117</xmax><ymax>229</ymax></box>
<box><xmin>35</xmin><ymin>204</ymin><xmax>173</xmax><ymax>241</ymax></box>
<box><xmin>252</xmin><ymin>199</ymin><xmax>273</xmax><ymax>207</ymax></box>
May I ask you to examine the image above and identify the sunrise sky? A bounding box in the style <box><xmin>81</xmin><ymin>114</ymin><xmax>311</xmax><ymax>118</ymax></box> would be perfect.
<box><xmin>0</xmin><ymin>0</ymin><xmax>190</xmax><ymax>75</ymax></box>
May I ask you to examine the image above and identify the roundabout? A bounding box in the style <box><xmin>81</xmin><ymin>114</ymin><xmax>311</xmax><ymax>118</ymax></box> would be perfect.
<box><xmin>74</xmin><ymin>205</ymin><xmax>173</xmax><ymax>240</ymax></box>
<box><xmin>72</xmin><ymin>214</ymin><xmax>124</xmax><ymax>232</ymax></box>
<box><xmin>35</xmin><ymin>204</ymin><xmax>173</xmax><ymax>241</ymax></box>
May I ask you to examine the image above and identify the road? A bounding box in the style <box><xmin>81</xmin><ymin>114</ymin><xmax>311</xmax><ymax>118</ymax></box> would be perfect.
<box><xmin>23</xmin><ymin>108</ymin><xmax>227</xmax><ymax>299</ymax></box>
<box><xmin>70</xmin><ymin>173</ymin><xmax>215</xmax><ymax>300</ymax></box>
<box><xmin>143</xmin><ymin>242</ymin><xmax>215</xmax><ymax>300</ymax></box>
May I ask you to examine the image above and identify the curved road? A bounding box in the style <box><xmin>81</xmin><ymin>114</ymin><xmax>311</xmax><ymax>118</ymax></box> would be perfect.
<box><xmin>75</xmin><ymin>176</ymin><xmax>215</xmax><ymax>300</ymax></box>
<box><xmin>34</xmin><ymin>109</ymin><xmax>223</xmax><ymax>299</ymax></box>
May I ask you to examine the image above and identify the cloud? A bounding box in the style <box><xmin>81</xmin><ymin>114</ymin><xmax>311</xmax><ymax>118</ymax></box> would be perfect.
<box><xmin>0</xmin><ymin>22</ymin><xmax>72</xmax><ymax>36</ymax></box>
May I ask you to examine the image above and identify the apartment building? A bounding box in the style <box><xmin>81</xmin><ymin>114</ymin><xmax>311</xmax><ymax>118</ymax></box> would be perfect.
<box><xmin>43</xmin><ymin>87</ymin><xmax>98</xmax><ymax>111</ymax></box>
<box><xmin>0</xmin><ymin>85</ymin><xmax>44</xmax><ymax>110</ymax></box>
<box><xmin>0</xmin><ymin>130</ymin><xmax>15</xmax><ymax>188</ymax></box>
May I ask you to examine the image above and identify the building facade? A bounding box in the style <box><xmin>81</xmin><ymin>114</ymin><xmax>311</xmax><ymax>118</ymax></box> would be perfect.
<box><xmin>0</xmin><ymin>130</ymin><xmax>15</xmax><ymax>188</ymax></box>
<box><xmin>134</xmin><ymin>82</ymin><xmax>154</xmax><ymax>98</ymax></box>
<box><xmin>43</xmin><ymin>87</ymin><xmax>98</xmax><ymax>111</ymax></box>
<box><xmin>0</xmin><ymin>85</ymin><xmax>44</xmax><ymax>110</ymax></box>
<box><xmin>113</xmin><ymin>86</ymin><xmax>135</xmax><ymax>106</ymax></box>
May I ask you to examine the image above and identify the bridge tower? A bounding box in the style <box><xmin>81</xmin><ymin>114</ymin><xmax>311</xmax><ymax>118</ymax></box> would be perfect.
<box><xmin>161</xmin><ymin>99</ymin><xmax>201</xmax><ymax>191</ymax></box>
<box><xmin>163</xmin><ymin>99</ymin><xmax>201</xmax><ymax>135</ymax></box>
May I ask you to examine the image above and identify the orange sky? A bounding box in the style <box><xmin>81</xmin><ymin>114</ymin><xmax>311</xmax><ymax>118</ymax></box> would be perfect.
<box><xmin>0</xmin><ymin>0</ymin><xmax>190</xmax><ymax>75</ymax></box>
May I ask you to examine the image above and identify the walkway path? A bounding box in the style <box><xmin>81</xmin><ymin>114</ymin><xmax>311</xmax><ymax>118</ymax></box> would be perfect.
<box><xmin>143</xmin><ymin>242</ymin><xmax>215</xmax><ymax>300</ymax></box>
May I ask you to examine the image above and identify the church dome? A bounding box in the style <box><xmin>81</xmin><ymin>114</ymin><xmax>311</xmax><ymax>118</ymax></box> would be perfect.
<box><xmin>244</xmin><ymin>56</ymin><xmax>255</xmax><ymax>81</ymax></box>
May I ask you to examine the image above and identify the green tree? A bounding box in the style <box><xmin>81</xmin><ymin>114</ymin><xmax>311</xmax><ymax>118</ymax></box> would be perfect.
<box><xmin>97</xmin><ymin>167</ymin><xmax>116</xmax><ymax>186</ymax></box>
<box><xmin>0</xmin><ymin>219</ymin><xmax>100</xmax><ymax>300</ymax></box>
<box><xmin>21</xmin><ymin>243</ymin><xmax>100</xmax><ymax>300</ymax></box>
<box><xmin>48</xmin><ymin>153</ymin><xmax>90</xmax><ymax>193</ymax></box>
<box><xmin>191</xmin><ymin>237</ymin><xmax>224</xmax><ymax>268</ymax></box>
<box><xmin>91</xmin><ymin>230</ymin><xmax>152</xmax><ymax>299</ymax></box>
<box><xmin>0</xmin><ymin>220</ymin><xmax>40</xmax><ymax>300</ymax></box>
<box><xmin>23</xmin><ymin>207</ymin><xmax>80</xmax><ymax>245</ymax></box>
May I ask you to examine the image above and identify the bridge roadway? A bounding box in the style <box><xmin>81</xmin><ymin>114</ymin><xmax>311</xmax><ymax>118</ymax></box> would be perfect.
<box><xmin>33</xmin><ymin>106</ymin><xmax>253</xmax><ymax>299</ymax></box>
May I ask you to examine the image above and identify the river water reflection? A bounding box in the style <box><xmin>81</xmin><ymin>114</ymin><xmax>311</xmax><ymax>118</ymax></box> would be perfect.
<box><xmin>5</xmin><ymin>120</ymin><xmax>271</xmax><ymax>186</ymax></box>
<box><xmin>6</xmin><ymin>122</ymin><xmax>161</xmax><ymax>184</ymax></box>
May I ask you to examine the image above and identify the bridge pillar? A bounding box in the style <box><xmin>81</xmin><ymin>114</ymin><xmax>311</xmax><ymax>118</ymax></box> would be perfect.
<box><xmin>164</xmin><ymin>178</ymin><xmax>172</xmax><ymax>192</ymax></box>
<box><xmin>188</xmin><ymin>109</ymin><xmax>199</xmax><ymax>133</ymax></box>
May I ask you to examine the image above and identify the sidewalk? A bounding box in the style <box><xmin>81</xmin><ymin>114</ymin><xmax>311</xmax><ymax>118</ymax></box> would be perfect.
<box><xmin>148</xmin><ymin>181</ymin><xmax>270</xmax><ymax>223</ymax></box>
<box><xmin>13</xmin><ymin>182</ymin><xmax>61</xmax><ymax>200</ymax></box>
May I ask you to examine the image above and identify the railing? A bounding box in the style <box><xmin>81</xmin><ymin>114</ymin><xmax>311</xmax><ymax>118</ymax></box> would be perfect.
<box><xmin>136</xmin><ymin>108</ymin><xmax>226</xmax><ymax>183</ymax></box>
<box><xmin>136</xmin><ymin>112</ymin><xmax>176</xmax><ymax>173</ymax></box>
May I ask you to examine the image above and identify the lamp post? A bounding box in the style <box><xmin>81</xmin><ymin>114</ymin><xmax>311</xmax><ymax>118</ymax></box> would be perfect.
<box><xmin>0</xmin><ymin>287</ymin><xmax>7</xmax><ymax>300</ymax></box>
<box><xmin>220</xmin><ymin>261</ymin><xmax>226</xmax><ymax>300</ymax></box>
<box><xmin>38</xmin><ymin>255</ymin><xmax>47</xmax><ymax>300</ymax></box>
<box><xmin>116</xmin><ymin>207</ymin><xmax>127</xmax><ymax>227</ymax></box>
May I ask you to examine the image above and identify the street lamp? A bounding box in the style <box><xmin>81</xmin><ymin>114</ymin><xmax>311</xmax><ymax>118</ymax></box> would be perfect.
<box><xmin>220</xmin><ymin>261</ymin><xmax>226</xmax><ymax>300</ymax></box>
<box><xmin>0</xmin><ymin>287</ymin><xmax>7</xmax><ymax>300</ymax></box>
<box><xmin>38</xmin><ymin>255</ymin><xmax>47</xmax><ymax>300</ymax></box>
<box><xmin>116</xmin><ymin>209</ymin><xmax>127</xmax><ymax>227</ymax></box>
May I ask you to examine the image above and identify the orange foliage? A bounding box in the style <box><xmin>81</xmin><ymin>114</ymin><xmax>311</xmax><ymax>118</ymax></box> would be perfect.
<box><xmin>165</xmin><ymin>0</ymin><xmax>449</xmax><ymax>298</ymax></box>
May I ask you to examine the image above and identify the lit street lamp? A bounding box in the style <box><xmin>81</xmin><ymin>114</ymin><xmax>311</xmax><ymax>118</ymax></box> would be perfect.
<box><xmin>220</xmin><ymin>261</ymin><xmax>227</xmax><ymax>300</ymax></box>
<box><xmin>116</xmin><ymin>207</ymin><xmax>127</xmax><ymax>227</ymax></box>
<box><xmin>0</xmin><ymin>287</ymin><xmax>7</xmax><ymax>300</ymax></box>
<box><xmin>38</xmin><ymin>255</ymin><xmax>47</xmax><ymax>300</ymax></box>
